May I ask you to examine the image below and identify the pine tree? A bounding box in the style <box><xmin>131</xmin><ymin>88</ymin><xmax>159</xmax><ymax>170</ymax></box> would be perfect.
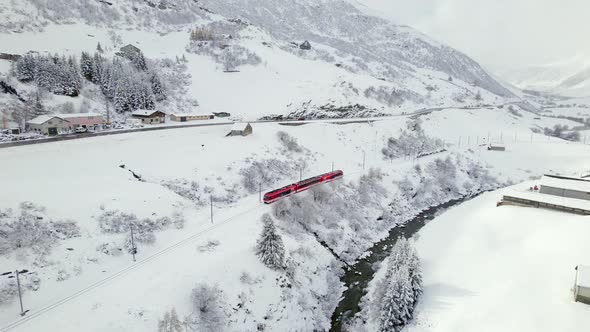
<box><xmin>378</xmin><ymin>265</ymin><xmax>414</xmax><ymax>332</ymax></box>
<box><xmin>158</xmin><ymin>308</ymin><xmax>183</xmax><ymax>332</ymax></box>
<box><xmin>30</xmin><ymin>91</ymin><xmax>47</xmax><ymax>117</ymax></box>
<box><xmin>475</xmin><ymin>90</ymin><xmax>482</xmax><ymax>101</ymax></box>
<box><xmin>255</xmin><ymin>214</ymin><xmax>285</xmax><ymax>270</ymax></box>
<box><xmin>92</xmin><ymin>53</ymin><xmax>104</xmax><ymax>85</ymax></box>
<box><xmin>80</xmin><ymin>52</ymin><xmax>95</xmax><ymax>81</ymax></box>
<box><xmin>97</xmin><ymin>42</ymin><xmax>104</xmax><ymax>53</ymax></box>
<box><xmin>150</xmin><ymin>72</ymin><xmax>167</xmax><ymax>101</ymax></box>
<box><xmin>15</xmin><ymin>54</ymin><xmax>36</xmax><ymax>82</ymax></box>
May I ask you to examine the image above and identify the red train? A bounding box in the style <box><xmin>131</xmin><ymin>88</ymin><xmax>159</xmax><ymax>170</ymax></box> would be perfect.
<box><xmin>263</xmin><ymin>170</ymin><xmax>344</xmax><ymax>204</ymax></box>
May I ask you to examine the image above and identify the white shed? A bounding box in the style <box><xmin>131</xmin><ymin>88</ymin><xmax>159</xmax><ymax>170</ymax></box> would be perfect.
<box><xmin>227</xmin><ymin>122</ymin><xmax>252</xmax><ymax>136</ymax></box>
<box><xmin>574</xmin><ymin>265</ymin><xmax>590</xmax><ymax>305</ymax></box>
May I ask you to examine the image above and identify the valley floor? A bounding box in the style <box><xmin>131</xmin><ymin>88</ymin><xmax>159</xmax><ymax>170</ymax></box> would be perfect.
<box><xmin>407</xmin><ymin>186</ymin><xmax>590</xmax><ymax>332</ymax></box>
<box><xmin>0</xmin><ymin>107</ymin><xmax>589</xmax><ymax>331</ymax></box>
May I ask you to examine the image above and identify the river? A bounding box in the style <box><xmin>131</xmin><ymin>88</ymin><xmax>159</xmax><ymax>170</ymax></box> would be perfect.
<box><xmin>329</xmin><ymin>194</ymin><xmax>480</xmax><ymax>331</ymax></box>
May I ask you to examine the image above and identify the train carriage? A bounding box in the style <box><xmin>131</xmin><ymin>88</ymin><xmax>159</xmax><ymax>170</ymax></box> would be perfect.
<box><xmin>263</xmin><ymin>170</ymin><xmax>344</xmax><ymax>204</ymax></box>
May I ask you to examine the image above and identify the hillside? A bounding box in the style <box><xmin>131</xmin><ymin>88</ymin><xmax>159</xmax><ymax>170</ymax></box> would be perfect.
<box><xmin>0</xmin><ymin>0</ymin><xmax>514</xmax><ymax>125</ymax></box>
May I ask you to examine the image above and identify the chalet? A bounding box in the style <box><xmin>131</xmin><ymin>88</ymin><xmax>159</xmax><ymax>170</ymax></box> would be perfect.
<box><xmin>55</xmin><ymin>113</ymin><xmax>104</xmax><ymax>129</ymax></box>
<box><xmin>27</xmin><ymin>115</ymin><xmax>71</xmax><ymax>135</ymax></box>
<box><xmin>131</xmin><ymin>110</ymin><xmax>166</xmax><ymax>124</ymax></box>
<box><xmin>575</xmin><ymin>265</ymin><xmax>590</xmax><ymax>305</ymax></box>
<box><xmin>539</xmin><ymin>175</ymin><xmax>590</xmax><ymax>201</ymax></box>
<box><xmin>227</xmin><ymin>122</ymin><xmax>253</xmax><ymax>136</ymax></box>
<box><xmin>170</xmin><ymin>113</ymin><xmax>214</xmax><ymax>122</ymax></box>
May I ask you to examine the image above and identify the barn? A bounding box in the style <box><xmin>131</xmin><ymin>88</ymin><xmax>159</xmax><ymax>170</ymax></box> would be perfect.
<box><xmin>574</xmin><ymin>265</ymin><xmax>590</xmax><ymax>305</ymax></box>
<box><xmin>27</xmin><ymin>115</ymin><xmax>71</xmax><ymax>135</ymax></box>
<box><xmin>170</xmin><ymin>113</ymin><xmax>214</xmax><ymax>122</ymax></box>
<box><xmin>56</xmin><ymin>113</ymin><xmax>104</xmax><ymax>129</ymax></box>
<box><xmin>539</xmin><ymin>175</ymin><xmax>590</xmax><ymax>201</ymax></box>
<box><xmin>227</xmin><ymin>123</ymin><xmax>253</xmax><ymax>136</ymax></box>
<box><xmin>131</xmin><ymin>110</ymin><xmax>166</xmax><ymax>124</ymax></box>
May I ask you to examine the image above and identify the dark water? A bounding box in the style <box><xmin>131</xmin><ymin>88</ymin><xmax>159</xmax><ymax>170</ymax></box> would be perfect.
<box><xmin>329</xmin><ymin>194</ymin><xmax>480</xmax><ymax>331</ymax></box>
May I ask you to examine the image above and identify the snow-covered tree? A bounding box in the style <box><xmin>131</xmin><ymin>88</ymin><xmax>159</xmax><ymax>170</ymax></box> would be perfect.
<box><xmin>80</xmin><ymin>52</ymin><xmax>95</xmax><ymax>81</ymax></box>
<box><xmin>255</xmin><ymin>214</ymin><xmax>285</xmax><ymax>270</ymax></box>
<box><xmin>475</xmin><ymin>90</ymin><xmax>482</xmax><ymax>101</ymax></box>
<box><xmin>30</xmin><ymin>91</ymin><xmax>47</xmax><ymax>117</ymax></box>
<box><xmin>96</xmin><ymin>42</ymin><xmax>104</xmax><ymax>53</ymax></box>
<box><xmin>150</xmin><ymin>72</ymin><xmax>167</xmax><ymax>101</ymax></box>
<box><xmin>158</xmin><ymin>308</ymin><xmax>183</xmax><ymax>332</ymax></box>
<box><xmin>187</xmin><ymin>284</ymin><xmax>227</xmax><ymax>332</ymax></box>
<box><xmin>14</xmin><ymin>54</ymin><xmax>35</xmax><ymax>82</ymax></box>
<box><xmin>378</xmin><ymin>265</ymin><xmax>414</xmax><ymax>332</ymax></box>
<box><xmin>373</xmin><ymin>238</ymin><xmax>423</xmax><ymax>331</ymax></box>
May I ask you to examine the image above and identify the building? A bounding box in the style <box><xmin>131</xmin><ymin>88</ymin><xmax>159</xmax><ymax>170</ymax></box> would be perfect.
<box><xmin>169</xmin><ymin>113</ymin><xmax>214</xmax><ymax>122</ymax></box>
<box><xmin>227</xmin><ymin>122</ymin><xmax>253</xmax><ymax>136</ymax></box>
<box><xmin>575</xmin><ymin>265</ymin><xmax>590</xmax><ymax>305</ymax></box>
<box><xmin>488</xmin><ymin>143</ymin><xmax>506</xmax><ymax>151</ymax></box>
<box><xmin>27</xmin><ymin>115</ymin><xmax>71</xmax><ymax>135</ymax></box>
<box><xmin>55</xmin><ymin>113</ymin><xmax>104</xmax><ymax>129</ymax></box>
<box><xmin>131</xmin><ymin>110</ymin><xmax>166</xmax><ymax>124</ymax></box>
<box><xmin>539</xmin><ymin>175</ymin><xmax>590</xmax><ymax>201</ymax></box>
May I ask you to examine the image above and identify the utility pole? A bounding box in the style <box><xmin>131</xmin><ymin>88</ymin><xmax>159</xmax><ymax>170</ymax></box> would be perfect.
<box><xmin>467</xmin><ymin>136</ymin><xmax>470</xmax><ymax>145</ymax></box>
<box><xmin>331</xmin><ymin>161</ymin><xmax>334</xmax><ymax>172</ymax></box>
<box><xmin>15</xmin><ymin>270</ymin><xmax>25</xmax><ymax>316</ymax></box>
<box><xmin>130</xmin><ymin>227</ymin><xmax>136</xmax><ymax>262</ymax></box>
<box><xmin>210</xmin><ymin>195</ymin><xmax>213</xmax><ymax>223</ymax></box>
<box><xmin>362</xmin><ymin>151</ymin><xmax>366</xmax><ymax>170</ymax></box>
<box><xmin>458</xmin><ymin>136</ymin><xmax>462</xmax><ymax>147</ymax></box>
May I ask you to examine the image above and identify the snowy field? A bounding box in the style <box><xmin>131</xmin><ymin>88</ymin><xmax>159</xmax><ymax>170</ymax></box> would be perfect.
<box><xmin>0</xmin><ymin>106</ymin><xmax>590</xmax><ymax>331</ymax></box>
<box><xmin>406</xmin><ymin>186</ymin><xmax>590</xmax><ymax>332</ymax></box>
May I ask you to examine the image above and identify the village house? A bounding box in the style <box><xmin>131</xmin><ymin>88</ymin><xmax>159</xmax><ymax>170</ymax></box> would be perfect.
<box><xmin>27</xmin><ymin>115</ymin><xmax>71</xmax><ymax>135</ymax></box>
<box><xmin>227</xmin><ymin>122</ymin><xmax>253</xmax><ymax>136</ymax></box>
<box><xmin>131</xmin><ymin>110</ymin><xmax>166</xmax><ymax>124</ymax></box>
<box><xmin>169</xmin><ymin>113</ymin><xmax>214</xmax><ymax>122</ymax></box>
<box><xmin>55</xmin><ymin>113</ymin><xmax>104</xmax><ymax>129</ymax></box>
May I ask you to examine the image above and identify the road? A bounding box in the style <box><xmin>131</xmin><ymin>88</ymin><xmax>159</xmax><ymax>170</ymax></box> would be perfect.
<box><xmin>0</xmin><ymin>104</ymin><xmax>511</xmax><ymax>149</ymax></box>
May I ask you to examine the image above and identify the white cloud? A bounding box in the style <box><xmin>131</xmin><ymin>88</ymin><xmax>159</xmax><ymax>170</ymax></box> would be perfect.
<box><xmin>354</xmin><ymin>0</ymin><xmax>590</xmax><ymax>71</ymax></box>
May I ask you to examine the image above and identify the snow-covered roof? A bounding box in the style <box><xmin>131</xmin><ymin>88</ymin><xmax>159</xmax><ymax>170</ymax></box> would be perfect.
<box><xmin>504</xmin><ymin>189</ymin><xmax>590</xmax><ymax>211</ymax></box>
<box><xmin>231</xmin><ymin>122</ymin><xmax>250</xmax><ymax>131</ymax></box>
<box><xmin>54</xmin><ymin>113</ymin><xmax>103</xmax><ymax>118</ymax></box>
<box><xmin>171</xmin><ymin>113</ymin><xmax>214</xmax><ymax>117</ymax></box>
<box><xmin>27</xmin><ymin>115</ymin><xmax>68</xmax><ymax>125</ymax></box>
<box><xmin>132</xmin><ymin>110</ymin><xmax>163</xmax><ymax>117</ymax></box>
<box><xmin>577</xmin><ymin>265</ymin><xmax>590</xmax><ymax>288</ymax></box>
<box><xmin>540</xmin><ymin>175</ymin><xmax>590</xmax><ymax>193</ymax></box>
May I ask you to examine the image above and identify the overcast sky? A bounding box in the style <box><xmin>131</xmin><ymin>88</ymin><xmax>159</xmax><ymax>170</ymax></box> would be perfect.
<box><xmin>354</xmin><ymin>0</ymin><xmax>590</xmax><ymax>72</ymax></box>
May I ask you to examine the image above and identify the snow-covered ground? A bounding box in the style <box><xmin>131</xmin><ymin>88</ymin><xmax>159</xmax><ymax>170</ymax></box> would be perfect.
<box><xmin>0</xmin><ymin>106</ymin><xmax>590</xmax><ymax>331</ymax></box>
<box><xmin>406</xmin><ymin>186</ymin><xmax>590</xmax><ymax>332</ymax></box>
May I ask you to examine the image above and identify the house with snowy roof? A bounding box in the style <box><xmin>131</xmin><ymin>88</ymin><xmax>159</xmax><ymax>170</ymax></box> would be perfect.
<box><xmin>27</xmin><ymin>115</ymin><xmax>71</xmax><ymax>135</ymax></box>
<box><xmin>131</xmin><ymin>110</ymin><xmax>166</xmax><ymax>124</ymax></box>
<box><xmin>227</xmin><ymin>122</ymin><xmax>252</xmax><ymax>136</ymax></box>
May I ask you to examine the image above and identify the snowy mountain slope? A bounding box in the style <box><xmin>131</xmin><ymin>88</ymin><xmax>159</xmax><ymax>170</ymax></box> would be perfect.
<box><xmin>1</xmin><ymin>107</ymin><xmax>589</xmax><ymax>331</ymax></box>
<box><xmin>0</xmin><ymin>0</ymin><xmax>514</xmax><ymax>123</ymax></box>
<box><xmin>498</xmin><ymin>55</ymin><xmax>590</xmax><ymax>97</ymax></box>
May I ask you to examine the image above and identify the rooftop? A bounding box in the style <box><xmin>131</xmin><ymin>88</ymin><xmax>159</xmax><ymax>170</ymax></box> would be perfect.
<box><xmin>231</xmin><ymin>122</ymin><xmax>250</xmax><ymax>131</ymax></box>
<box><xmin>132</xmin><ymin>110</ymin><xmax>163</xmax><ymax>117</ymax></box>
<box><xmin>27</xmin><ymin>115</ymin><xmax>68</xmax><ymax>125</ymax></box>
<box><xmin>540</xmin><ymin>175</ymin><xmax>590</xmax><ymax>193</ymax></box>
<box><xmin>504</xmin><ymin>189</ymin><xmax>590</xmax><ymax>211</ymax></box>
<box><xmin>171</xmin><ymin>113</ymin><xmax>214</xmax><ymax>117</ymax></box>
<box><xmin>54</xmin><ymin>113</ymin><xmax>103</xmax><ymax>118</ymax></box>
